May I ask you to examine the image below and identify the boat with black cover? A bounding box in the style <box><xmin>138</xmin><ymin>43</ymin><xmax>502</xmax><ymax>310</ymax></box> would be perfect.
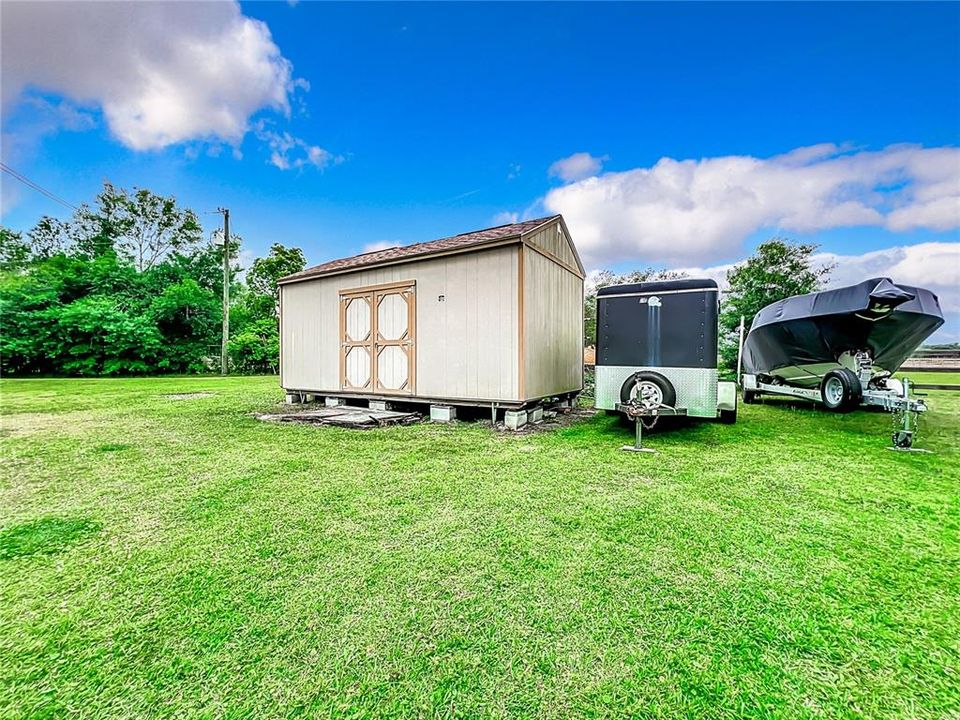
<box><xmin>740</xmin><ymin>278</ymin><xmax>942</xmax><ymax>437</ymax></box>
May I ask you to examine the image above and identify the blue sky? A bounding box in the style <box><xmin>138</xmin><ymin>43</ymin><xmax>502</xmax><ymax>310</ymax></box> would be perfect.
<box><xmin>2</xmin><ymin>1</ymin><xmax>958</xmax><ymax>337</ymax></box>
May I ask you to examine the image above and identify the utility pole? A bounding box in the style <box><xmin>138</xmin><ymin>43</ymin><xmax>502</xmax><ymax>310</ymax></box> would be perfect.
<box><xmin>219</xmin><ymin>208</ymin><xmax>230</xmax><ymax>375</ymax></box>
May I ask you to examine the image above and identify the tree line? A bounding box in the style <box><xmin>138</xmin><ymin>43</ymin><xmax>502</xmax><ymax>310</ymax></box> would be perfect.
<box><xmin>1</xmin><ymin>180</ymin><xmax>831</xmax><ymax>377</ymax></box>
<box><xmin>0</xmin><ymin>182</ymin><xmax>305</xmax><ymax>376</ymax></box>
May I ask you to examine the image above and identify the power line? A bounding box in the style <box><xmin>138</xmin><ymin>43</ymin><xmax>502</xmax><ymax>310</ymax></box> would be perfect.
<box><xmin>0</xmin><ymin>162</ymin><xmax>78</xmax><ymax>212</ymax></box>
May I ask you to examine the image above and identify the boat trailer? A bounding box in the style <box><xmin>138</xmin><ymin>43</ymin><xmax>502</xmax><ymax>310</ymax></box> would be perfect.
<box><xmin>742</xmin><ymin>372</ymin><xmax>929</xmax><ymax>450</ymax></box>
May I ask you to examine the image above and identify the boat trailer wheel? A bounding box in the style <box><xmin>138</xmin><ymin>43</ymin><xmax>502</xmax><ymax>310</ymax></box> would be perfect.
<box><xmin>820</xmin><ymin>369</ymin><xmax>862</xmax><ymax>412</ymax></box>
<box><xmin>823</xmin><ymin>376</ymin><xmax>845</xmax><ymax>406</ymax></box>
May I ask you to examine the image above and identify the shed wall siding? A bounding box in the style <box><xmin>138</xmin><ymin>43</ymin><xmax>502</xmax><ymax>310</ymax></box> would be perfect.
<box><xmin>525</xmin><ymin>220</ymin><xmax>579</xmax><ymax>272</ymax></box>
<box><xmin>281</xmin><ymin>246</ymin><xmax>520</xmax><ymax>401</ymax></box>
<box><xmin>522</xmin><ymin>249</ymin><xmax>584</xmax><ymax>398</ymax></box>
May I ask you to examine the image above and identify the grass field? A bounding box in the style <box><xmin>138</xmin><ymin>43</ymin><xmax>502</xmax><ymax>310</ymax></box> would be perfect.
<box><xmin>2</xmin><ymin>375</ymin><xmax>958</xmax><ymax>718</ymax></box>
<box><xmin>895</xmin><ymin>370</ymin><xmax>960</xmax><ymax>386</ymax></box>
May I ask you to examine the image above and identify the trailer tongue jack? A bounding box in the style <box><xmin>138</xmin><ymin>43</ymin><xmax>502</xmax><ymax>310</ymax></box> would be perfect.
<box><xmin>617</xmin><ymin>403</ymin><xmax>686</xmax><ymax>453</ymax></box>
<box><xmin>888</xmin><ymin>378</ymin><xmax>932</xmax><ymax>453</ymax></box>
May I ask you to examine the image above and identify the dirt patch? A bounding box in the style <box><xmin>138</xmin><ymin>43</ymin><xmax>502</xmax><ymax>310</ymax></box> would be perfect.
<box><xmin>161</xmin><ymin>393</ymin><xmax>216</xmax><ymax>400</ymax></box>
<box><xmin>491</xmin><ymin>406</ymin><xmax>597</xmax><ymax>434</ymax></box>
<box><xmin>1</xmin><ymin>411</ymin><xmax>105</xmax><ymax>438</ymax></box>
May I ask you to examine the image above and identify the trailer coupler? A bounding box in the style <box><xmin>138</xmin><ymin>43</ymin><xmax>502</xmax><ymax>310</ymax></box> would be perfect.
<box><xmin>615</xmin><ymin>403</ymin><xmax>687</xmax><ymax>453</ymax></box>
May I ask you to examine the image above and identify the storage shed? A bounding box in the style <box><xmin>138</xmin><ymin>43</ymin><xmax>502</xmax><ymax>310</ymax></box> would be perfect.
<box><xmin>278</xmin><ymin>215</ymin><xmax>584</xmax><ymax>410</ymax></box>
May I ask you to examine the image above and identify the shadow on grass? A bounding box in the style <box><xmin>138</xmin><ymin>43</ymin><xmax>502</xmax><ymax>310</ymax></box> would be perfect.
<box><xmin>0</xmin><ymin>517</ymin><xmax>102</xmax><ymax>560</ymax></box>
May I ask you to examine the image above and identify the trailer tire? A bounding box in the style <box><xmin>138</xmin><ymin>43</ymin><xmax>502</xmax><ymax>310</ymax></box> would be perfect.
<box><xmin>820</xmin><ymin>369</ymin><xmax>862</xmax><ymax>412</ymax></box>
<box><xmin>620</xmin><ymin>372</ymin><xmax>677</xmax><ymax>409</ymax></box>
<box><xmin>719</xmin><ymin>407</ymin><xmax>737</xmax><ymax>424</ymax></box>
<box><xmin>742</xmin><ymin>387</ymin><xmax>757</xmax><ymax>404</ymax></box>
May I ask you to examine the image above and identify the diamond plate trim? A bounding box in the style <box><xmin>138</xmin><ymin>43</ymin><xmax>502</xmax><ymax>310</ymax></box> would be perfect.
<box><xmin>595</xmin><ymin>365</ymin><xmax>718</xmax><ymax>417</ymax></box>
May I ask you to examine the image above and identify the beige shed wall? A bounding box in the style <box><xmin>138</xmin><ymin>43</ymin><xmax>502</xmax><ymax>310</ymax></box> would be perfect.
<box><xmin>281</xmin><ymin>245</ymin><xmax>520</xmax><ymax>402</ymax></box>
<box><xmin>522</xmin><ymin>248</ymin><xmax>584</xmax><ymax>399</ymax></box>
<box><xmin>525</xmin><ymin>219</ymin><xmax>579</xmax><ymax>271</ymax></box>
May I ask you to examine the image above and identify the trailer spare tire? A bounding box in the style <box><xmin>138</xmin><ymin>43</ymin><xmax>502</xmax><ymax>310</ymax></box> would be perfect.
<box><xmin>820</xmin><ymin>369</ymin><xmax>862</xmax><ymax>412</ymax></box>
<box><xmin>620</xmin><ymin>371</ymin><xmax>677</xmax><ymax>409</ymax></box>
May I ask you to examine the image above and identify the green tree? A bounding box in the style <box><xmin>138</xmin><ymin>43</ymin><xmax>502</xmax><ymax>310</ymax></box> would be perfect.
<box><xmin>0</xmin><ymin>268</ymin><xmax>60</xmax><ymax>374</ymax></box>
<box><xmin>228</xmin><ymin>318</ymin><xmax>280</xmax><ymax>374</ymax></box>
<box><xmin>54</xmin><ymin>295</ymin><xmax>163</xmax><ymax>375</ymax></box>
<box><xmin>26</xmin><ymin>216</ymin><xmax>71</xmax><ymax>259</ymax></box>
<box><xmin>719</xmin><ymin>238</ymin><xmax>833</xmax><ymax>370</ymax></box>
<box><xmin>103</xmin><ymin>184</ymin><xmax>203</xmax><ymax>271</ymax></box>
<box><xmin>0</xmin><ymin>228</ymin><xmax>31</xmax><ymax>272</ymax></box>
<box><xmin>584</xmin><ymin>268</ymin><xmax>688</xmax><ymax>346</ymax></box>
<box><xmin>246</xmin><ymin>243</ymin><xmax>306</xmax><ymax>314</ymax></box>
<box><xmin>148</xmin><ymin>279</ymin><xmax>220</xmax><ymax>372</ymax></box>
<box><xmin>229</xmin><ymin>243</ymin><xmax>305</xmax><ymax>373</ymax></box>
<box><xmin>0</xmin><ymin>183</ymin><xmax>218</xmax><ymax>376</ymax></box>
<box><xmin>1</xmin><ymin>182</ymin><xmax>305</xmax><ymax>377</ymax></box>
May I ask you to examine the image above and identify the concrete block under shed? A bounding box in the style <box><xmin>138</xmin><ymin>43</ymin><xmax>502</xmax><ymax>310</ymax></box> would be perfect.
<box><xmin>303</xmin><ymin>393</ymin><xmax>317</xmax><ymax>403</ymax></box>
<box><xmin>504</xmin><ymin>410</ymin><xmax>528</xmax><ymax>430</ymax></box>
<box><xmin>430</xmin><ymin>405</ymin><xmax>456</xmax><ymax>423</ymax></box>
<box><xmin>369</xmin><ymin>400</ymin><xmax>393</xmax><ymax>412</ymax></box>
<box><xmin>285</xmin><ymin>393</ymin><xmax>301</xmax><ymax>404</ymax></box>
<box><xmin>325</xmin><ymin>397</ymin><xmax>345</xmax><ymax>407</ymax></box>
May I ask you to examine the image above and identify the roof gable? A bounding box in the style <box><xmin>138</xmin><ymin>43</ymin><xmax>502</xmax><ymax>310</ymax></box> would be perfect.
<box><xmin>280</xmin><ymin>215</ymin><xmax>561</xmax><ymax>284</ymax></box>
<box><xmin>523</xmin><ymin>215</ymin><xmax>584</xmax><ymax>276</ymax></box>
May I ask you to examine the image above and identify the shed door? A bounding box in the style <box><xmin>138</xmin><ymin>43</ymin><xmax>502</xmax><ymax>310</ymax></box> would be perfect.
<box><xmin>340</xmin><ymin>283</ymin><xmax>416</xmax><ymax>394</ymax></box>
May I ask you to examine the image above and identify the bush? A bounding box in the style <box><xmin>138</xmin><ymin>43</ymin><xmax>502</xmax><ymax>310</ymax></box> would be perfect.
<box><xmin>227</xmin><ymin>319</ymin><xmax>279</xmax><ymax>374</ymax></box>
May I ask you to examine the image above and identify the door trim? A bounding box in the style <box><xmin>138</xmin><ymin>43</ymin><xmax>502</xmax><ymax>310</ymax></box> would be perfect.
<box><xmin>339</xmin><ymin>292</ymin><xmax>374</xmax><ymax>391</ymax></box>
<box><xmin>339</xmin><ymin>281</ymin><xmax>416</xmax><ymax>395</ymax></box>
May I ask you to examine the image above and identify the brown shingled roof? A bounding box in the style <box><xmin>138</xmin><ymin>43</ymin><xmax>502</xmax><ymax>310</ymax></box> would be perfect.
<box><xmin>279</xmin><ymin>215</ymin><xmax>560</xmax><ymax>284</ymax></box>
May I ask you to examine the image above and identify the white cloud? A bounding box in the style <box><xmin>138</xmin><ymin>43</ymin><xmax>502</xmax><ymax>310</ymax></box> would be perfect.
<box><xmin>671</xmin><ymin>242</ymin><xmax>960</xmax><ymax>314</ymax></box>
<box><xmin>254</xmin><ymin>124</ymin><xmax>342</xmax><ymax>171</ymax></box>
<box><xmin>492</xmin><ymin>211</ymin><xmax>519</xmax><ymax>225</ymax></box>
<box><xmin>549</xmin><ymin>152</ymin><xmax>608</xmax><ymax>183</ymax></box>
<box><xmin>1</xmin><ymin>1</ymin><xmax>300</xmax><ymax>151</ymax></box>
<box><xmin>362</xmin><ymin>241</ymin><xmax>397</xmax><ymax>254</ymax></box>
<box><xmin>817</xmin><ymin>243</ymin><xmax>960</xmax><ymax>312</ymax></box>
<box><xmin>545</xmin><ymin>144</ymin><xmax>960</xmax><ymax>267</ymax></box>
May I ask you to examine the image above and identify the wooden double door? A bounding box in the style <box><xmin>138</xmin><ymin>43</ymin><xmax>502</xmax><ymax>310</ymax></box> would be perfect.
<box><xmin>340</xmin><ymin>282</ymin><xmax>416</xmax><ymax>395</ymax></box>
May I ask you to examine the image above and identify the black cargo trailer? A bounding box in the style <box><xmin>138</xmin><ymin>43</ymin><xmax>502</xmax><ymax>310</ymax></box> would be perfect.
<box><xmin>595</xmin><ymin>279</ymin><xmax>737</xmax><ymax>424</ymax></box>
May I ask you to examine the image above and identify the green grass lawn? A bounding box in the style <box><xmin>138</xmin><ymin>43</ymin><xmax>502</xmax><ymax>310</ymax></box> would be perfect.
<box><xmin>2</xmin><ymin>376</ymin><xmax>958</xmax><ymax>719</ymax></box>
<box><xmin>895</xmin><ymin>370</ymin><xmax>960</xmax><ymax>386</ymax></box>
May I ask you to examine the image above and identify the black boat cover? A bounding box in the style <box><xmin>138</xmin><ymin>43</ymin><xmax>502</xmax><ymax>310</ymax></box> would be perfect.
<box><xmin>742</xmin><ymin>278</ymin><xmax>944</xmax><ymax>376</ymax></box>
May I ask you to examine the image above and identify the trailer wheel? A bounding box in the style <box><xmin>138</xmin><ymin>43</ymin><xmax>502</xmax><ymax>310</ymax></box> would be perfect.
<box><xmin>620</xmin><ymin>371</ymin><xmax>677</xmax><ymax>409</ymax></box>
<box><xmin>719</xmin><ymin>407</ymin><xmax>737</xmax><ymax>424</ymax></box>
<box><xmin>820</xmin><ymin>369</ymin><xmax>862</xmax><ymax>412</ymax></box>
<box><xmin>742</xmin><ymin>387</ymin><xmax>757</xmax><ymax>404</ymax></box>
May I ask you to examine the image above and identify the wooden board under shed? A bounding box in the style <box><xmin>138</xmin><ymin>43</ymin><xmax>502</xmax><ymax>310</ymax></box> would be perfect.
<box><xmin>256</xmin><ymin>406</ymin><xmax>421</xmax><ymax>429</ymax></box>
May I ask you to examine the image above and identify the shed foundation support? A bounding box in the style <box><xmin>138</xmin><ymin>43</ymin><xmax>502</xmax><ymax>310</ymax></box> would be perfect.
<box><xmin>504</xmin><ymin>410</ymin><xmax>528</xmax><ymax>430</ymax></box>
<box><xmin>325</xmin><ymin>397</ymin><xmax>345</xmax><ymax>407</ymax></box>
<box><xmin>430</xmin><ymin>405</ymin><xmax>456</xmax><ymax>423</ymax></box>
